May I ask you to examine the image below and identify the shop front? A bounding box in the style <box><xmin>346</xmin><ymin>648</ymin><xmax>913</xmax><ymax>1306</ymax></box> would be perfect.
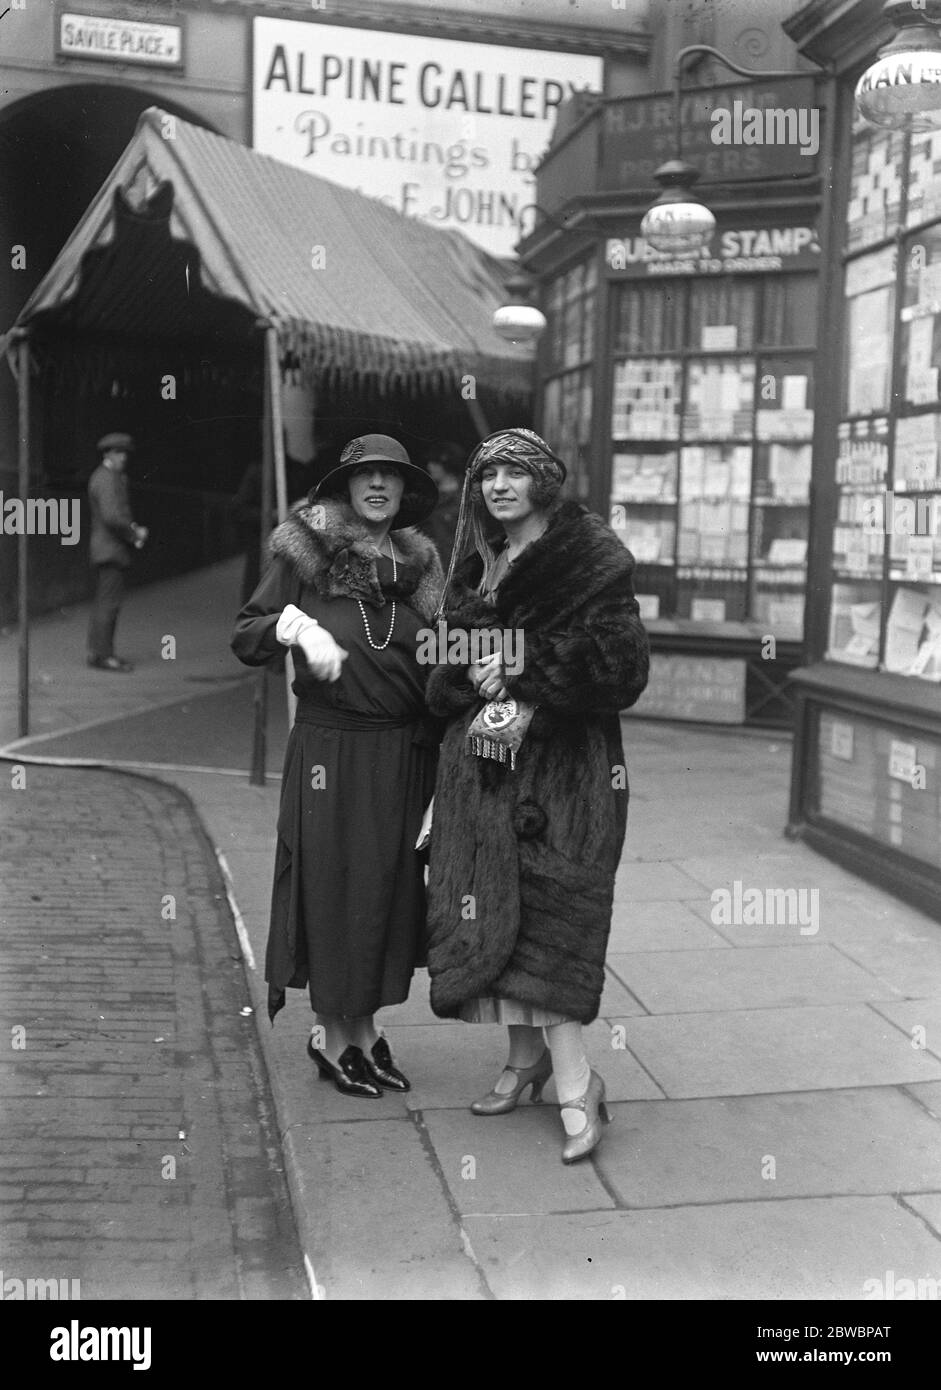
<box><xmin>520</xmin><ymin>72</ymin><xmax>824</xmax><ymax>726</ymax></box>
<box><xmin>783</xmin><ymin>1</ymin><xmax>941</xmax><ymax>916</ymax></box>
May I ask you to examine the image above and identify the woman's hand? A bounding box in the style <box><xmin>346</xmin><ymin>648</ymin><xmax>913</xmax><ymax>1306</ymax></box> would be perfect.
<box><xmin>472</xmin><ymin>651</ymin><xmax>508</xmax><ymax>702</ymax></box>
<box><xmin>295</xmin><ymin>623</ymin><xmax>348</xmax><ymax>683</ymax></box>
<box><xmin>276</xmin><ymin>605</ymin><xmax>348</xmax><ymax>682</ymax></box>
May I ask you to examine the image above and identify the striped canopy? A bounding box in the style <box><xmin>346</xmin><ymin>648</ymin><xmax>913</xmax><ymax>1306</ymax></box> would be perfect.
<box><xmin>10</xmin><ymin>107</ymin><xmax>534</xmax><ymax>398</ymax></box>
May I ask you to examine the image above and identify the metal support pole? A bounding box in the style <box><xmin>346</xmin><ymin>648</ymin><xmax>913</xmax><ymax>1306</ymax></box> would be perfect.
<box><xmin>16</xmin><ymin>335</ymin><xmax>30</xmax><ymax>739</ymax></box>
<box><xmin>265</xmin><ymin>325</ymin><xmax>296</xmax><ymax>729</ymax></box>
<box><xmin>249</xmin><ymin>331</ymin><xmax>275</xmax><ymax>787</ymax></box>
<box><xmin>464</xmin><ymin>393</ymin><xmax>491</xmax><ymax>439</ymax></box>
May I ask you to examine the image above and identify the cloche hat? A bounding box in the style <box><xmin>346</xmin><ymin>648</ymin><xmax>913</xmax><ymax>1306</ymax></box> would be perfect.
<box><xmin>311</xmin><ymin>434</ymin><xmax>438</xmax><ymax>528</ymax></box>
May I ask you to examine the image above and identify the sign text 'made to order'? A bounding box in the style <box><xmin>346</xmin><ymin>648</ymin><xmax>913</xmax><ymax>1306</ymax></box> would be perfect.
<box><xmin>607</xmin><ymin>224</ymin><xmax>821</xmax><ymax>278</ymax></box>
<box><xmin>251</xmin><ymin>17</ymin><xmax>602</xmax><ymax>257</ymax></box>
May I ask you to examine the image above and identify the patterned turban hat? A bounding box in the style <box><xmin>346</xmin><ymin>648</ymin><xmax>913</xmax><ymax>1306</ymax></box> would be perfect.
<box><xmin>467</xmin><ymin>428</ymin><xmax>568</xmax><ymax>510</ymax></box>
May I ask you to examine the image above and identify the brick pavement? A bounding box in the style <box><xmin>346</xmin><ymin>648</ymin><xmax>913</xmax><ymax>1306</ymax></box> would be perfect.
<box><xmin>0</xmin><ymin>762</ymin><xmax>306</xmax><ymax>1300</ymax></box>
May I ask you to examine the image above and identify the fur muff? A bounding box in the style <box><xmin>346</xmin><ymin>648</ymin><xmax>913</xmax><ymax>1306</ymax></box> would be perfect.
<box><xmin>424</xmin><ymin>501</ymin><xmax>650</xmax><ymax>1024</ymax></box>
<box><xmin>267</xmin><ymin>498</ymin><xmax>442</xmax><ymax>619</ymax></box>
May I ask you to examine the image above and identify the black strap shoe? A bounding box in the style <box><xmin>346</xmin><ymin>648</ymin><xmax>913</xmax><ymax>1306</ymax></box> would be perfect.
<box><xmin>364</xmin><ymin>1036</ymin><xmax>411</xmax><ymax>1092</ymax></box>
<box><xmin>307</xmin><ymin>1039</ymin><xmax>384</xmax><ymax>1099</ymax></box>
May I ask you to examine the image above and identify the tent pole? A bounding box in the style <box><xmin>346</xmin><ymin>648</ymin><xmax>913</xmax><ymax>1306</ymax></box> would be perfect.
<box><xmin>464</xmin><ymin>393</ymin><xmax>491</xmax><ymax>440</ymax></box>
<box><xmin>16</xmin><ymin>334</ymin><xmax>31</xmax><ymax>739</ymax></box>
<box><xmin>265</xmin><ymin>325</ymin><xmax>296</xmax><ymax>729</ymax></box>
<box><xmin>250</xmin><ymin>331</ymin><xmax>275</xmax><ymax>787</ymax></box>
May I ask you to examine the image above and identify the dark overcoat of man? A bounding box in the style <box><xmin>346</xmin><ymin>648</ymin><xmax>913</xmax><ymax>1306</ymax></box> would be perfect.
<box><xmin>86</xmin><ymin>433</ymin><xmax>147</xmax><ymax>672</ymax></box>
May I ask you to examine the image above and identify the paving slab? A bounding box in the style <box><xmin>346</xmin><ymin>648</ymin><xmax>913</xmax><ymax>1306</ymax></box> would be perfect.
<box><xmin>869</xmin><ymin>1000</ymin><xmax>941</xmax><ymax>1061</ymax></box>
<box><xmin>904</xmin><ymin>1081</ymin><xmax>941</xmax><ymax>1120</ymax></box>
<box><xmin>830</xmin><ymin>937</ymin><xmax>941</xmax><ymax>999</ymax></box>
<box><xmin>904</xmin><ymin>1194</ymin><xmax>941</xmax><ymax>1241</ymax></box>
<box><xmin>462</xmin><ymin>1196</ymin><xmax>941</xmax><ymax>1300</ymax></box>
<box><xmin>420</xmin><ymin>1107</ymin><xmax>614</xmax><ymax>1215</ymax></box>
<box><xmin>686</xmin><ymin>886</ymin><xmax>941</xmax><ymax>948</ymax></box>
<box><xmin>676</xmin><ymin>851</ymin><xmax>865</xmax><ymax>895</ymax></box>
<box><xmin>284</xmin><ymin>1117</ymin><xmax>485</xmax><ymax>1300</ymax></box>
<box><xmin>607</xmin><ymin>899</ymin><xmax>729</xmax><ymax>952</ymax></box>
<box><xmin>607</xmin><ymin>945</ymin><xmax>900</xmax><ymax>1015</ymax></box>
<box><xmin>593</xmin><ymin>1088</ymin><xmax>941</xmax><ymax>1206</ymax></box>
<box><xmin>613</xmin><ymin>860</ymin><xmax>706</xmax><ymax>901</ymax></box>
<box><xmin>608</xmin><ymin>1005</ymin><xmax>941</xmax><ymax>1098</ymax></box>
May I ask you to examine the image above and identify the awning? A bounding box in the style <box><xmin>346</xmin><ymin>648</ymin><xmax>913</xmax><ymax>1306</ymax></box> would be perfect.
<box><xmin>7</xmin><ymin>106</ymin><xmax>533</xmax><ymax>398</ymax></box>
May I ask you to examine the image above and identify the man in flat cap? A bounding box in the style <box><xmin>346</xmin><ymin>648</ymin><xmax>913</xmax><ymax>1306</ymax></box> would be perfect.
<box><xmin>86</xmin><ymin>433</ymin><xmax>148</xmax><ymax>672</ymax></box>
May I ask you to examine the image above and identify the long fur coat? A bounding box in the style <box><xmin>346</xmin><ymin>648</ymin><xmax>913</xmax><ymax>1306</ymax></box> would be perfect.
<box><xmin>425</xmin><ymin>501</ymin><xmax>650</xmax><ymax>1024</ymax></box>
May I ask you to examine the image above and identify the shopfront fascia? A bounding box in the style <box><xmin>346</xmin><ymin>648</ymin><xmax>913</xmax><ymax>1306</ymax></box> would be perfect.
<box><xmin>520</xmin><ymin>78</ymin><xmax>825</xmax><ymax>728</ymax></box>
<box><xmin>784</xmin><ymin>2</ymin><xmax>941</xmax><ymax>917</ymax></box>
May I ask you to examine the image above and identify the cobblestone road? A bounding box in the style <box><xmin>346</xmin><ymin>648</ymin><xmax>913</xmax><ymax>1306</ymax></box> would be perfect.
<box><xmin>0</xmin><ymin>761</ymin><xmax>306</xmax><ymax>1300</ymax></box>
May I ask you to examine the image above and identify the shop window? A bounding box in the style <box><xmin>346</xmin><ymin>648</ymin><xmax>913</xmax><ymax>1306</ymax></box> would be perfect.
<box><xmin>689</xmin><ymin>280</ymin><xmax>757</xmax><ymax>352</ymax></box>
<box><xmin>845</xmin><ymin>116</ymin><xmax>905</xmax><ymax>253</ymax></box>
<box><xmin>544</xmin><ymin>257</ymin><xmax>596</xmax><ymax>372</ymax></box>
<box><xmin>542</xmin><ymin>368</ymin><xmax>593</xmax><ymax>503</ymax></box>
<box><xmin>606</xmin><ymin>275</ymin><xmax>815</xmax><ymax>635</ymax></box>
<box><xmin>824</xmin><ymin>122</ymin><xmax>941</xmax><ymax>685</ymax></box>
<box><xmin>813</xmin><ymin>708</ymin><xmax>941</xmax><ymax>868</ymax></box>
<box><xmin>613</xmin><ymin>282</ymin><xmax>687</xmax><ymax>354</ymax></box>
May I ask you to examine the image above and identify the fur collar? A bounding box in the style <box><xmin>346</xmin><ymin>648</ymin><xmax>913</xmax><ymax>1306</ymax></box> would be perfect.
<box><xmin>268</xmin><ymin>499</ymin><xmax>442</xmax><ymax>620</ymax></box>
<box><xmin>450</xmin><ymin>502</ymin><xmax>635</xmax><ymax>626</ymax></box>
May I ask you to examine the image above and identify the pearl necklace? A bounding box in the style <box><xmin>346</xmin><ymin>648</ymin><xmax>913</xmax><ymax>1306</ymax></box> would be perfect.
<box><xmin>358</xmin><ymin>544</ymin><xmax>396</xmax><ymax>650</ymax></box>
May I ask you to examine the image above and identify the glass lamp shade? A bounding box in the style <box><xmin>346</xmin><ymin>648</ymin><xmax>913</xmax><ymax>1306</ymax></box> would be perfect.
<box><xmin>492</xmin><ymin>303</ymin><xmax>547</xmax><ymax>345</ymax></box>
<box><xmin>641</xmin><ymin>199</ymin><xmax>716</xmax><ymax>255</ymax></box>
<box><xmin>856</xmin><ymin>47</ymin><xmax>941</xmax><ymax>131</ymax></box>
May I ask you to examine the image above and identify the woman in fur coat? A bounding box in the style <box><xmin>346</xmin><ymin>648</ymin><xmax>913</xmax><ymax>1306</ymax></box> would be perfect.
<box><xmin>424</xmin><ymin>428</ymin><xmax>649</xmax><ymax>1163</ymax></box>
<box><xmin>231</xmin><ymin>435</ymin><xmax>443</xmax><ymax>1100</ymax></box>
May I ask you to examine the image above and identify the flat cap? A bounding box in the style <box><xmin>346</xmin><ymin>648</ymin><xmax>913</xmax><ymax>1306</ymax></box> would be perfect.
<box><xmin>97</xmin><ymin>432</ymin><xmax>135</xmax><ymax>453</ymax></box>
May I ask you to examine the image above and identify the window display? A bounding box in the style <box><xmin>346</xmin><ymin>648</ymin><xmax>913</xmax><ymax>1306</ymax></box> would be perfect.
<box><xmin>825</xmin><ymin>120</ymin><xmax>941</xmax><ymax>685</ymax></box>
<box><xmin>543</xmin><ymin>258</ymin><xmax>597</xmax><ymax>504</ymax></box>
<box><xmin>608</xmin><ymin>274</ymin><xmax>815</xmax><ymax>634</ymax></box>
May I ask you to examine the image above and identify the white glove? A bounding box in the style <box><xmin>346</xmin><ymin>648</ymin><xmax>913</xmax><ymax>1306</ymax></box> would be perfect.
<box><xmin>415</xmin><ymin>797</ymin><xmax>434</xmax><ymax>851</ymax></box>
<box><xmin>276</xmin><ymin>604</ymin><xmax>347</xmax><ymax>683</ymax></box>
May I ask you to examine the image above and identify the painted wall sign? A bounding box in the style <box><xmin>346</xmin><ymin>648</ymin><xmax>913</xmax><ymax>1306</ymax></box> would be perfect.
<box><xmin>251</xmin><ymin>16</ymin><xmax>602</xmax><ymax>257</ymax></box>
<box><xmin>606</xmin><ymin>224</ymin><xmax>820</xmax><ymax>278</ymax></box>
<box><xmin>57</xmin><ymin>10</ymin><xmax>184</xmax><ymax>68</ymax></box>
<box><xmin>600</xmin><ymin>77</ymin><xmax>820</xmax><ymax>188</ymax></box>
<box><xmin>628</xmin><ymin>655</ymin><xmax>747</xmax><ymax>724</ymax></box>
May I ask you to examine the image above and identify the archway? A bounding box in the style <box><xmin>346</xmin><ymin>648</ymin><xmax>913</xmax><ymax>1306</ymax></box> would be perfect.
<box><xmin>0</xmin><ymin>84</ymin><xmax>223</xmax><ymax>616</ymax></box>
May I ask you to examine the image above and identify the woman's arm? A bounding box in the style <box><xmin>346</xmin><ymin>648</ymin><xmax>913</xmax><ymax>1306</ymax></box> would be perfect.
<box><xmin>504</xmin><ymin>575</ymin><xmax>650</xmax><ymax>715</ymax></box>
<box><xmin>424</xmin><ymin>589</ymin><xmax>497</xmax><ymax>717</ymax></box>
<box><xmin>230</xmin><ymin>557</ymin><xmax>299</xmax><ymax>667</ymax></box>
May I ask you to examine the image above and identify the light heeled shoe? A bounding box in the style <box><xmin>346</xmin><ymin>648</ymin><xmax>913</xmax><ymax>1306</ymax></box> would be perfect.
<box><xmin>559</xmin><ymin>1069</ymin><xmax>611</xmax><ymax>1164</ymax></box>
<box><xmin>470</xmin><ymin>1049</ymin><xmax>553</xmax><ymax>1116</ymax></box>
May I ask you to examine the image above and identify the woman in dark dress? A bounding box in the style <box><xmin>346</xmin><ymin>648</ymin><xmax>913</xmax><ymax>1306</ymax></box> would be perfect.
<box><xmin>231</xmin><ymin>435</ymin><xmax>442</xmax><ymax>1098</ymax></box>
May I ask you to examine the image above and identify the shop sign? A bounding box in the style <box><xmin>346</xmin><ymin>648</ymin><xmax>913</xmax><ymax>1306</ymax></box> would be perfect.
<box><xmin>57</xmin><ymin>9</ymin><xmax>184</xmax><ymax>69</ymax></box>
<box><xmin>251</xmin><ymin>16</ymin><xmax>601</xmax><ymax>257</ymax></box>
<box><xmin>601</xmin><ymin>77</ymin><xmax>820</xmax><ymax>188</ymax></box>
<box><xmin>628</xmin><ymin>655</ymin><xmax>746</xmax><ymax>724</ymax></box>
<box><xmin>606</xmin><ymin>224</ymin><xmax>820</xmax><ymax>278</ymax></box>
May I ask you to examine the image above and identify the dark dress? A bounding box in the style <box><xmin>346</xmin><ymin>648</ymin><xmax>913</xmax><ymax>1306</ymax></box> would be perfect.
<box><xmin>232</xmin><ymin>553</ymin><xmax>437</xmax><ymax>1020</ymax></box>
